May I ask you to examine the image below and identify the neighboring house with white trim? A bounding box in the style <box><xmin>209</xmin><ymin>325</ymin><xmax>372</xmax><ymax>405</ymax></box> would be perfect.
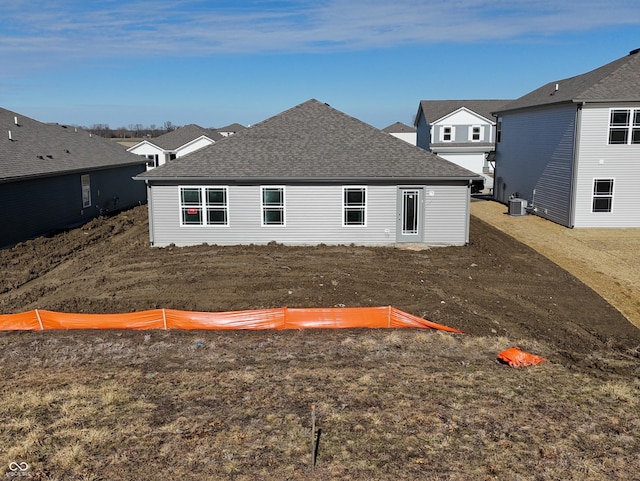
<box><xmin>127</xmin><ymin>124</ymin><xmax>223</xmax><ymax>170</ymax></box>
<box><xmin>493</xmin><ymin>48</ymin><xmax>640</xmax><ymax>228</ymax></box>
<box><xmin>414</xmin><ymin>100</ymin><xmax>511</xmax><ymax>191</ymax></box>
<box><xmin>1</xmin><ymin>107</ymin><xmax>147</xmax><ymax>248</ymax></box>
<box><xmin>135</xmin><ymin>99</ymin><xmax>481</xmax><ymax>247</ymax></box>
<box><xmin>382</xmin><ymin>122</ymin><xmax>416</xmax><ymax>145</ymax></box>
<box><xmin>215</xmin><ymin>123</ymin><xmax>247</xmax><ymax>137</ymax></box>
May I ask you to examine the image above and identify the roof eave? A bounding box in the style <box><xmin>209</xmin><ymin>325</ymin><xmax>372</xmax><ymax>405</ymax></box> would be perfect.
<box><xmin>4</xmin><ymin>160</ymin><xmax>148</xmax><ymax>184</ymax></box>
<box><xmin>135</xmin><ymin>174</ymin><xmax>481</xmax><ymax>183</ymax></box>
<box><xmin>493</xmin><ymin>98</ymin><xmax>577</xmax><ymax>115</ymax></box>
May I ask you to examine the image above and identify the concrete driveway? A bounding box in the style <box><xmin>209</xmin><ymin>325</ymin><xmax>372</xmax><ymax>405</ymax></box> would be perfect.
<box><xmin>470</xmin><ymin>198</ymin><xmax>640</xmax><ymax>329</ymax></box>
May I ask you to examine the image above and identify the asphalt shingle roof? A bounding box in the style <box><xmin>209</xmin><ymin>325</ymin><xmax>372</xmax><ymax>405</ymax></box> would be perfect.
<box><xmin>382</xmin><ymin>122</ymin><xmax>416</xmax><ymax>133</ymax></box>
<box><xmin>496</xmin><ymin>49</ymin><xmax>640</xmax><ymax>113</ymax></box>
<box><xmin>215</xmin><ymin>123</ymin><xmax>247</xmax><ymax>134</ymax></box>
<box><xmin>416</xmin><ymin>100</ymin><xmax>512</xmax><ymax>125</ymax></box>
<box><xmin>138</xmin><ymin>99</ymin><xmax>479</xmax><ymax>182</ymax></box>
<box><xmin>148</xmin><ymin>124</ymin><xmax>223</xmax><ymax>150</ymax></box>
<box><xmin>1</xmin><ymin>107</ymin><xmax>146</xmax><ymax>183</ymax></box>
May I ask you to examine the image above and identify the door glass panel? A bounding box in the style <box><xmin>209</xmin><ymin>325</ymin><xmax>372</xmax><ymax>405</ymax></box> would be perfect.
<box><xmin>403</xmin><ymin>191</ymin><xmax>419</xmax><ymax>235</ymax></box>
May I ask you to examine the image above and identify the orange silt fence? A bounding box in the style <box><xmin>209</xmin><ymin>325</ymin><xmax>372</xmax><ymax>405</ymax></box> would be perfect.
<box><xmin>0</xmin><ymin>306</ymin><xmax>462</xmax><ymax>333</ymax></box>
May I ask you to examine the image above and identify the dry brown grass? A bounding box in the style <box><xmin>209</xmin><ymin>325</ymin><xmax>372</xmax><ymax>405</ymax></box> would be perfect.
<box><xmin>2</xmin><ymin>329</ymin><xmax>639</xmax><ymax>480</ymax></box>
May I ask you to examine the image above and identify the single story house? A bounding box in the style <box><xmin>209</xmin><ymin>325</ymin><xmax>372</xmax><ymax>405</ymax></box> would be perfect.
<box><xmin>0</xmin><ymin>107</ymin><xmax>147</xmax><ymax>248</ymax></box>
<box><xmin>135</xmin><ymin>99</ymin><xmax>481</xmax><ymax>247</ymax></box>
<box><xmin>382</xmin><ymin>122</ymin><xmax>417</xmax><ymax>145</ymax></box>
<box><xmin>215</xmin><ymin>123</ymin><xmax>247</xmax><ymax>137</ymax></box>
<box><xmin>493</xmin><ymin>48</ymin><xmax>640</xmax><ymax>227</ymax></box>
<box><xmin>127</xmin><ymin>124</ymin><xmax>223</xmax><ymax>170</ymax></box>
<box><xmin>414</xmin><ymin>100</ymin><xmax>511</xmax><ymax>191</ymax></box>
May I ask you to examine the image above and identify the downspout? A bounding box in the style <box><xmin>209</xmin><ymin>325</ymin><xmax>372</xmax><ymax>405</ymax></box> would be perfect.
<box><xmin>146</xmin><ymin>181</ymin><xmax>155</xmax><ymax>246</ymax></box>
<box><xmin>492</xmin><ymin>116</ymin><xmax>501</xmax><ymax>202</ymax></box>
<box><xmin>569</xmin><ymin>104</ymin><xmax>583</xmax><ymax>228</ymax></box>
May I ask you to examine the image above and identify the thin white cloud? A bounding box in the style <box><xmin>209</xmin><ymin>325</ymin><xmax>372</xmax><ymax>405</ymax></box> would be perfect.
<box><xmin>1</xmin><ymin>0</ymin><xmax>639</xmax><ymax>64</ymax></box>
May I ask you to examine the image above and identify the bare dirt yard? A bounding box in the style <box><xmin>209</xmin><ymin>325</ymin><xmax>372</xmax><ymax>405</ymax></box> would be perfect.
<box><xmin>1</xmin><ymin>204</ymin><xmax>639</xmax><ymax>480</ymax></box>
<box><xmin>471</xmin><ymin>198</ymin><xmax>640</xmax><ymax>329</ymax></box>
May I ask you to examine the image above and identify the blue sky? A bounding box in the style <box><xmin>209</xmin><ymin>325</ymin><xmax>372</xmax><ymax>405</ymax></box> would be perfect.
<box><xmin>1</xmin><ymin>0</ymin><xmax>639</xmax><ymax>129</ymax></box>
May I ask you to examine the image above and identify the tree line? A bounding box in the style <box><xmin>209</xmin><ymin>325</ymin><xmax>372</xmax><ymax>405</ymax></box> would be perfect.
<box><xmin>81</xmin><ymin>121</ymin><xmax>190</xmax><ymax>138</ymax></box>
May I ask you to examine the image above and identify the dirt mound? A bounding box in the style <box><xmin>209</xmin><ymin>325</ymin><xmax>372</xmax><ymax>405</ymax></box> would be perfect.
<box><xmin>1</xmin><ymin>204</ymin><xmax>639</xmax><ymax>377</ymax></box>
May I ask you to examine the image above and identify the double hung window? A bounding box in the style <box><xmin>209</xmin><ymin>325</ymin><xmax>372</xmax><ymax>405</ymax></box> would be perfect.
<box><xmin>343</xmin><ymin>187</ymin><xmax>367</xmax><ymax>226</ymax></box>
<box><xmin>442</xmin><ymin>126</ymin><xmax>453</xmax><ymax>142</ymax></box>
<box><xmin>471</xmin><ymin>126</ymin><xmax>481</xmax><ymax>141</ymax></box>
<box><xmin>261</xmin><ymin>187</ymin><xmax>285</xmax><ymax>226</ymax></box>
<box><xmin>608</xmin><ymin>109</ymin><xmax>640</xmax><ymax>144</ymax></box>
<box><xmin>180</xmin><ymin>186</ymin><xmax>228</xmax><ymax>226</ymax></box>
<box><xmin>592</xmin><ymin>179</ymin><xmax>614</xmax><ymax>213</ymax></box>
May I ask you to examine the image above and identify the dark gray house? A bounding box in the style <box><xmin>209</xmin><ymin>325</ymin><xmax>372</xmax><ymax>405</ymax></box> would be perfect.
<box><xmin>493</xmin><ymin>48</ymin><xmax>640</xmax><ymax>227</ymax></box>
<box><xmin>136</xmin><ymin>99</ymin><xmax>480</xmax><ymax>247</ymax></box>
<box><xmin>1</xmin><ymin>107</ymin><xmax>148</xmax><ymax>248</ymax></box>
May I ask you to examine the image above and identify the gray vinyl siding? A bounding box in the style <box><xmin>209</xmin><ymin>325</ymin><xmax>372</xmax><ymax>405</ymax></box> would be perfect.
<box><xmin>432</xmin><ymin>124</ymin><xmax>492</xmax><ymax>143</ymax></box>
<box><xmin>423</xmin><ymin>183</ymin><xmax>470</xmax><ymax>245</ymax></box>
<box><xmin>415</xmin><ymin>113</ymin><xmax>431</xmax><ymax>150</ymax></box>
<box><xmin>494</xmin><ymin>104</ymin><xmax>577</xmax><ymax>227</ymax></box>
<box><xmin>148</xmin><ymin>183</ymin><xmax>471</xmax><ymax>247</ymax></box>
<box><xmin>0</xmin><ymin>164</ymin><xmax>147</xmax><ymax>248</ymax></box>
<box><xmin>573</xmin><ymin>104</ymin><xmax>640</xmax><ymax>227</ymax></box>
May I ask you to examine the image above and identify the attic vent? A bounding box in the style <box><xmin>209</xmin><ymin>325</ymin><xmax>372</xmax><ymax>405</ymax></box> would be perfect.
<box><xmin>37</xmin><ymin>155</ymin><xmax>44</xmax><ymax>159</ymax></box>
<box><xmin>46</xmin><ymin>155</ymin><xmax>53</xmax><ymax>159</ymax></box>
<box><xmin>630</xmin><ymin>48</ymin><xmax>640</xmax><ymax>55</ymax></box>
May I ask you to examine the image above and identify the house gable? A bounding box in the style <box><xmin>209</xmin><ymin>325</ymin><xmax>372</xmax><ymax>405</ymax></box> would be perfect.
<box><xmin>434</xmin><ymin>107</ymin><xmax>495</xmax><ymax>126</ymax></box>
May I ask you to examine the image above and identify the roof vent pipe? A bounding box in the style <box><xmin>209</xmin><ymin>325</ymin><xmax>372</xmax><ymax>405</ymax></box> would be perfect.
<box><xmin>8</xmin><ymin>130</ymin><xmax>12</xmax><ymax>141</ymax></box>
<box><xmin>555</xmin><ymin>83</ymin><xmax>559</xmax><ymax>91</ymax></box>
<box><xmin>14</xmin><ymin>116</ymin><xmax>19</xmax><ymax>126</ymax></box>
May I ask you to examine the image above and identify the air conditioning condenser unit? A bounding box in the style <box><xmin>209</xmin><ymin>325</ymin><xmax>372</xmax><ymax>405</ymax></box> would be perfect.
<box><xmin>508</xmin><ymin>198</ymin><xmax>527</xmax><ymax>216</ymax></box>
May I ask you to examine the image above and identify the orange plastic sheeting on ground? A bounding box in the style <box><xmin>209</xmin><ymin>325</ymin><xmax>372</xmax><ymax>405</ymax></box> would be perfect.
<box><xmin>0</xmin><ymin>306</ymin><xmax>463</xmax><ymax>333</ymax></box>
<box><xmin>497</xmin><ymin>347</ymin><xmax>547</xmax><ymax>368</ymax></box>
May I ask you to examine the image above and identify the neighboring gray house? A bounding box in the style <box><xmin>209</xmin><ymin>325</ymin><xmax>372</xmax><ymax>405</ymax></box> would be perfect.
<box><xmin>414</xmin><ymin>100</ymin><xmax>511</xmax><ymax>191</ymax></box>
<box><xmin>382</xmin><ymin>122</ymin><xmax>417</xmax><ymax>145</ymax></box>
<box><xmin>1</xmin><ymin>107</ymin><xmax>147</xmax><ymax>248</ymax></box>
<box><xmin>127</xmin><ymin>124</ymin><xmax>223</xmax><ymax>170</ymax></box>
<box><xmin>494</xmin><ymin>48</ymin><xmax>640</xmax><ymax>228</ymax></box>
<box><xmin>135</xmin><ymin>99</ymin><xmax>481</xmax><ymax>247</ymax></box>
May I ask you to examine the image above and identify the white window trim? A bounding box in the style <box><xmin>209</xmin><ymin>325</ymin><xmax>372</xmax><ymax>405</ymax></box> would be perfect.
<box><xmin>179</xmin><ymin>186</ymin><xmax>229</xmax><ymax>227</ymax></box>
<box><xmin>441</xmin><ymin>125</ymin><xmax>454</xmax><ymax>142</ymax></box>
<box><xmin>260</xmin><ymin>186</ymin><xmax>286</xmax><ymax>227</ymax></box>
<box><xmin>592</xmin><ymin>178</ymin><xmax>615</xmax><ymax>213</ymax></box>
<box><xmin>469</xmin><ymin>125</ymin><xmax>482</xmax><ymax>142</ymax></box>
<box><xmin>607</xmin><ymin>108</ymin><xmax>640</xmax><ymax>145</ymax></box>
<box><xmin>342</xmin><ymin>186</ymin><xmax>367</xmax><ymax>227</ymax></box>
